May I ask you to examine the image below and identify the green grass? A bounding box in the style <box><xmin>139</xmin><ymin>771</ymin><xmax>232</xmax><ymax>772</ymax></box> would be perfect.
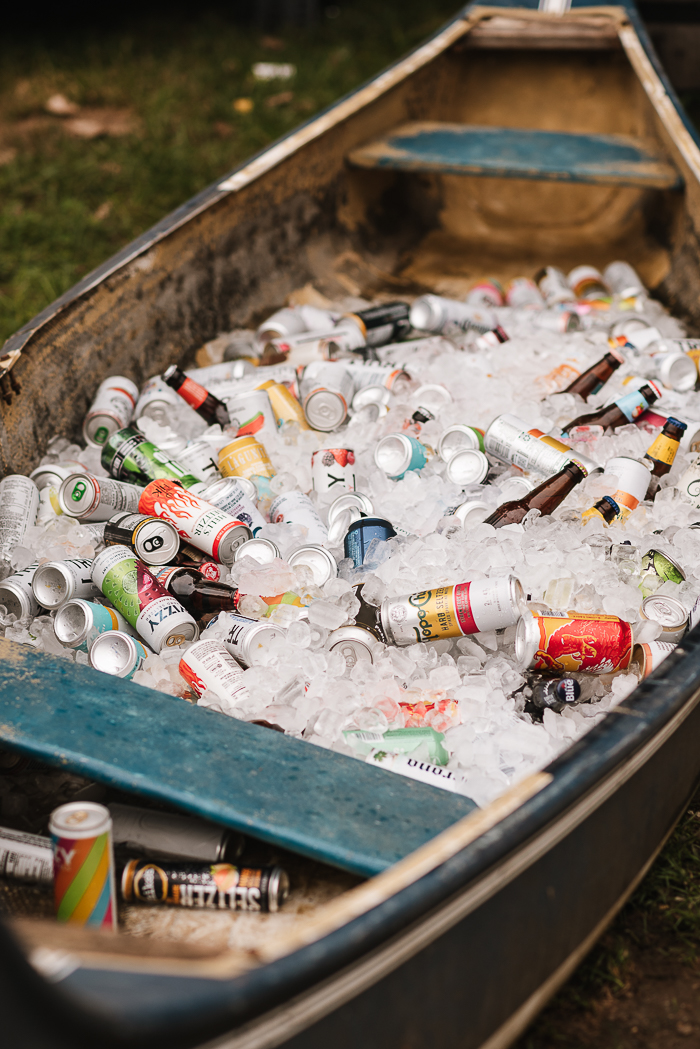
<box><xmin>0</xmin><ymin>1</ymin><xmax>457</xmax><ymax>343</ymax></box>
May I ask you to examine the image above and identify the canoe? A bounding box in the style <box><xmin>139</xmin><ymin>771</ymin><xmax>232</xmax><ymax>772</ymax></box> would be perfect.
<box><xmin>2</xmin><ymin>2</ymin><xmax>700</xmax><ymax>1046</ymax></box>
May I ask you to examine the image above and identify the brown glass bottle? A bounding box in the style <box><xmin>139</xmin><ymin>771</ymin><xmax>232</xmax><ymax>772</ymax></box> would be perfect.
<box><xmin>484</xmin><ymin>461</ymin><xmax>587</xmax><ymax>528</ymax></box>
<box><xmin>644</xmin><ymin>417</ymin><xmax>687</xmax><ymax>479</ymax></box>
<box><xmin>163</xmin><ymin>365</ymin><xmax>231</xmax><ymax>427</ymax></box>
<box><xmin>563</xmin><ymin>349</ymin><xmax>624</xmax><ymax>401</ymax></box>
<box><xmin>562</xmin><ymin>382</ymin><xmax>660</xmax><ymax>435</ymax></box>
<box><xmin>160</xmin><ymin>566</ymin><xmax>239</xmax><ymax>619</ymax></box>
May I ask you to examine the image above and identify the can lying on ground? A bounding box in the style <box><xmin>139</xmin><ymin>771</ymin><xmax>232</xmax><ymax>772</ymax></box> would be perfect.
<box><xmin>121</xmin><ymin>859</ymin><xmax>289</xmax><ymax>912</ymax></box>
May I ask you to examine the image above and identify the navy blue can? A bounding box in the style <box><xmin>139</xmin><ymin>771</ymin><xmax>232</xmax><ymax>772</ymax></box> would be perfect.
<box><xmin>344</xmin><ymin>517</ymin><xmax>397</xmax><ymax>568</ymax></box>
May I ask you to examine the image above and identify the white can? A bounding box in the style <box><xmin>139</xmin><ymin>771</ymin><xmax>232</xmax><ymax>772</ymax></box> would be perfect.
<box><xmin>176</xmin><ymin>442</ymin><xmax>222</xmax><ymax>484</ymax></box>
<box><xmin>233</xmin><ymin>537</ymin><xmax>281</xmax><ymax>564</ymax></box>
<box><xmin>257</xmin><ymin>305</ymin><xmax>336</xmax><ymax>343</ymax></box>
<box><xmin>0</xmin><ymin>475</ymin><xmax>39</xmax><ymax>562</ymax></box>
<box><xmin>83</xmin><ymin>376</ymin><xmax>139</xmax><ymax>448</ymax></box>
<box><xmin>269</xmin><ymin>491</ymin><xmax>329</xmax><ymax>546</ymax></box>
<box><xmin>327</xmin><ymin>491</ymin><xmax>374</xmax><ymax>526</ymax></box>
<box><xmin>437</xmin><ymin>424</ymin><xmax>484</xmax><ymax>461</ymax></box>
<box><xmin>301</xmin><ymin>362</ymin><xmax>355</xmax><ymax>431</ymax></box>
<box><xmin>536</xmin><ymin>266</ymin><xmax>575</xmax><ymax>305</ymax></box>
<box><xmin>311</xmin><ymin>447</ymin><xmax>356</xmax><ymax>492</ymax></box>
<box><xmin>89</xmin><ymin>631</ymin><xmax>152</xmax><ymax>679</ymax></box>
<box><xmin>0</xmin><ymin>562</ymin><xmax>41</xmax><ymax>619</ymax></box>
<box><xmin>568</xmin><ymin>265</ymin><xmax>609</xmax><ymax>299</ymax></box>
<box><xmin>58</xmin><ymin>474</ymin><xmax>143</xmax><ymax>522</ymax></box>
<box><xmin>138</xmin><ymin>479</ymin><xmax>252</xmax><ymax>565</ymax></box>
<box><xmin>409</xmin><ymin>295</ymin><xmax>495</xmax><ymax>334</ymax></box>
<box><xmin>445</xmin><ymin>449</ymin><xmax>489</xmax><ymax>486</ymax></box>
<box><xmin>640</xmin><ymin>594</ymin><xmax>688</xmax><ymax>642</ymax></box>
<box><xmin>604</xmin><ymin>456</ymin><xmax>652</xmax><ymax>517</ymax></box>
<box><xmin>604</xmin><ymin>261</ymin><xmax>646</xmax><ymax>299</ymax></box>
<box><xmin>32</xmin><ymin>557</ymin><xmax>99</xmax><ymax>609</ymax></box>
<box><xmin>178</xmin><ymin>639</ymin><xmax>250</xmax><ymax>707</ymax></box>
<box><xmin>197</xmin><ymin>477</ymin><xmax>266</xmax><ymax>535</ymax></box>
<box><xmin>366</xmin><ymin>750</ymin><xmax>473</xmax><ymax>797</ymax></box>
<box><xmin>55</xmin><ymin>599</ymin><xmax>135</xmax><ymax>651</ymax></box>
<box><xmin>225</xmin><ymin>389</ymin><xmax>277</xmax><ymax>439</ymax></box>
<box><xmin>484</xmin><ymin>415</ymin><xmax>598</xmax><ymax>477</ymax></box>
<box><xmin>343</xmin><ymin>360</ymin><xmax>411</xmax><ymax>391</ymax></box>
<box><xmin>678</xmin><ymin>459</ymin><xmax>700</xmax><ymax>508</ymax></box>
<box><xmin>634</xmin><ymin>640</ymin><xmax>676</xmax><ymax>678</ymax></box>
<box><xmin>287</xmin><ymin>544</ymin><xmax>337</xmax><ymax>586</ymax></box>
<box><xmin>134</xmin><ymin>377</ymin><xmax>183</xmax><ymax>424</ymax></box>
<box><xmin>30</xmin><ymin>460</ymin><xmax>88</xmax><ymax>491</ymax></box>
<box><xmin>505</xmin><ymin>278</ymin><xmax>544</xmax><ymax>309</ymax></box>
<box><xmin>202</xmin><ymin>612</ymin><xmax>284</xmax><ymax>667</ymax></box>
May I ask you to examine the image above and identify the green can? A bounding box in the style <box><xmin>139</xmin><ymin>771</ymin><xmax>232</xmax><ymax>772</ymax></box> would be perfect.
<box><xmin>101</xmin><ymin>427</ymin><xmax>201</xmax><ymax>489</ymax></box>
<box><xmin>639</xmin><ymin>548</ymin><xmax>686</xmax><ymax>598</ymax></box>
<box><xmin>343</xmin><ymin>726</ymin><xmax>449</xmax><ymax>765</ymax></box>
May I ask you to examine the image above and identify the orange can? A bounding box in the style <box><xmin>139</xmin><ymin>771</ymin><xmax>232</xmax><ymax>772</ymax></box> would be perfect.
<box><xmin>218</xmin><ymin>437</ymin><xmax>275</xmax><ymax>480</ymax></box>
<box><xmin>516</xmin><ymin>609</ymin><xmax>633</xmax><ymax>674</ymax></box>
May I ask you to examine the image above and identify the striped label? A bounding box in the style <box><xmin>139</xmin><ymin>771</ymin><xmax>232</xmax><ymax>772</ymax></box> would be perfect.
<box><xmin>52</xmin><ymin>832</ymin><xmax>115</xmax><ymax>929</ymax></box>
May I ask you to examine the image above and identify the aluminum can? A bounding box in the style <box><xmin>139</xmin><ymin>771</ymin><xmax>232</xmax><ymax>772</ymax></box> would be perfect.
<box><xmin>30</xmin><ymin>460</ymin><xmax>87</xmax><ymax>492</ymax></box>
<box><xmin>50</xmin><ymin>802</ymin><xmax>117</xmax><ymax>930</ymax></box>
<box><xmin>233</xmin><ymin>537</ymin><xmax>281</xmax><ymax>564</ymax></box>
<box><xmin>311</xmin><ymin>447</ymin><xmax>356</xmax><ymax>492</ymax></box>
<box><xmin>288</xmin><ymin>544</ymin><xmax>338</xmax><ymax>586</ymax></box>
<box><xmin>484</xmin><ymin>415</ymin><xmax>598</xmax><ymax>477</ymax></box>
<box><xmin>604</xmin><ymin>261</ymin><xmax>646</xmax><ymax>299</ymax></box>
<box><xmin>678</xmin><ymin>458</ymin><xmax>700</xmax><ymax>508</ymax></box>
<box><xmin>505</xmin><ymin>277</ymin><xmax>544</xmax><ymax>309</ymax></box>
<box><xmin>83</xmin><ymin>376</ymin><xmax>139</xmax><ymax>448</ymax></box>
<box><xmin>534</xmin><ymin>310</ymin><xmax>580</xmax><ymax>333</ymax></box>
<box><xmin>58</xmin><ymin>473</ymin><xmax>143</xmax><ymax>522</ymax></box>
<box><xmin>603</xmin><ymin>456</ymin><xmax>652</xmax><ymax>518</ymax></box>
<box><xmin>89</xmin><ymin>631</ymin><xmax>152</xmax><ymax>679</ymax></box>
<box><xmin>381</xmin><ymin>575</ymin><xmax>524</xmax><ymax>646</ymax></box>
<box><xmin>55</xmin><ymin>598</ymin><xmax>134</xmax><ymax>651</ymax></box>
<box><xmin>253</xmin><ymin>380</ymin><xmax>308</xmax><ymax>429</ymax></box>
<box><xmin>516</xmin><ymin>610</ymin><xmax>633</xmax><ymax>673</ymax></box>
<box><xmin>139</xmin><ymin>479</ymin><xmax>251</xmax><ymax>565</ymax></box>
<box><xmin>92</xmin><ymin>545</ymin><xmax>198</xmax><ymax>651</ymax></box>
<box><xmin>202</xmin><ymin>612</ymin><xmax>284</xmax><ymax>667</ymax></box>
<box><xmin>568</xmin><ymin>265</ymin><xmax>610</xmax><ymax>299</ymax></box>
<box><xmin>134</xmin><ymin>377</ymin><xmax>183</xmax><ymax>424</ymax></box>
<box><xmin>301</xmin><ymin>362</ymin><xmax>355</xmax><ymax>431</ymax></box>
<box><xmin>327</xmin><ymin>491</ymin><xmax>374</xmax><ymax>526</ymax></box>
<box><xmin>437</xmin><ymin>424</ymin><xmax>485</xmax><ymax>460</ymax></box>
<box><xmin>445</xmin><ymin>498</ymin><xmax>493</xmax><ymax>528</ymax></box>
<box><xmin>176</xmin><ymin>441</ymin><xmax>222</xmax><ymax>485</ymax></box>
<box><xmin>366</xmin><ymin>750</ymin><xmax>473</xmax><ymax>797</ymax></box>
<box><xmin>179</xmin><ymin>638</ymin><xmax>249</xmax><ymax>705</ymax></box>
<box><xmin>691</xmin><ymin>595</ymin><xmax>700</xmax><ymax>633</ymax></box>
<box><xmin>638</xmin><ymin>548</ymin><xmax>685</xmax><ymax>598</ymax></box>
<box><xmin>109</xmin><ymin>803</ymin><xmax>243</xmax><ymax>863</ymax></box>
<box><xmin>634</xmin><ymin>640</ymin><xmax>676</xmax><ymax>678</ymax></box>
<box><xmin>121</xmin><ymin>858</ymin><xmax>288</xmax><ymax>911</ymax></box>
<box><xmin>197</xmin><ymin>477</ymin><xmax>266</xmax><ymax>536</ymax></box>
<box><xmin>0</xmin><ymin>827</ymin><xmax>53</xmax><ymax>885</ymax></box>
<box><xmin>497</xmin><ymin>476</ymin><xmax>535</xmax><ymax>502</ymax></box>
<box><xmin>640</xmin><ymin>594</ymin><xmax>688</xmax><ymax>642</ymax></box>
<box><xmin>351</xmin><ymin>386</ymin><xmax>391</xmax><ymax>418</ymax></box>
<box><xmin>374</xmin><ymin>433</ymin><xmax>428</xmax><ymax>480</ymax></box>
<box><xmin>647</xmin><ymin>350</ymin><xmax>697</xmax><ymax>392</ymax></box>
<box><xmin>226</xmin><ymin>389</ymin><xmax>277</xmax><ymax>439</ymax></box>
<box><xmin>445</xmin><ymin>448</ymin><xmax>489</xmax><ymax>486</ymax></box>
<box><xmin>327</xmin><ymin>624</ymin><xmax>378</xmax><ymax>670</ymax></box>
<box><xmin>535</xmin><ymin>266</ymin><xmax>575</xmax><ymax>305</ymax></box>
<box><xmin>343</xmin><ymin>359</ymin><xmax>411</xmax><ymax>391</ymax></box>
<box><xmin>0</xmin><ymin>562</ymin><xmax>41</xmax><ymax>619</ymax></box>
<box><xmin>264</xmin><ymin>320</ymin><xmax>364</xmax><ymax>365</ymax></box>
<box><xmin>102</xmin><ymin>427</ymin><xmax>201</xmax><ymax>489</ymax></box>
<box><xmin>270</xmin><ymin>491</ymin><xmax>329</xmax><ymax>545</ymax></box>
<box><xmin>466</xmin><ymin>279</ymin><xmax>504</xmax><ymax>308</ymax></box>
<box><xmin>344</xmin><ymin>517</ymin><xmax>396</xmax><ymax>568</ymax></box>
<box><xmin>0</xmin><ymin>475</ymin><xmax>39</xmax><ymax>562</ymax></box>
<box><xmin>218</xmin><ymin>435</ymin><xmax>276</xmax><ymax>480</ymax></box>
<box><xmin>409</xmin><ymin>295</ymin><xmax>495</xmax><ymax>334</ymax></box>
<box><xmin>257</xmin><ymin>304</ymin><xmax>336</xmax><ymax>343</ymax></box>
<box><xmin>32</xmin><ymin>557</ymin><xmax>99</xmax><ymax>610</ymax></box>
<box><xmin>104</xmin><ymin>510</ymin><xmax>181</xmax><ymax>566</ymax></box>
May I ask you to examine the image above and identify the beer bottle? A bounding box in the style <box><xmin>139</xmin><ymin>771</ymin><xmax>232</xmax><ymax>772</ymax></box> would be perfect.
<box><xmin>562</xmin><ymin>381</ymin><xmax>660</xmax><ymax>435</ymax></box>
<box><xmin>563</xmin><ymin>348</ymin><xmax>624</xmax><ymax>401</ymax></box>
<box><xmin>163</xmin><ymin>365</ymin><xmax>231</xmax><ymax>428</ymax></box>
<box><xmin>581</xmin><ymin>495</ymin><xmax>620</xmax><ymax>525</ymax></box>
<box><xmin>484</xmin><ymin>460</ymin><xmax>587</xmax><ymax>528</ymax></box>
<box><xmin>160</xmin><ymin>566</ymin><xmax>239</xmax><ymax>618</ymax></box>
<box><xmin>528</xmin><ymin>677</ymin><xmax>582</xmax><ymax>716</ymax></box>
<box><xmin>644</xmin><ymin>417</ymin><xmax>687</xmax><ymax>496</ymax></box>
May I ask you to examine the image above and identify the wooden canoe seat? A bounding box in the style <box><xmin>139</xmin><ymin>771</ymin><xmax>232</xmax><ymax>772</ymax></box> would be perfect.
<box><xmin>346</xmin><ymin>121</ymin><xmax>681</xmax><ymax>190</ymax></box>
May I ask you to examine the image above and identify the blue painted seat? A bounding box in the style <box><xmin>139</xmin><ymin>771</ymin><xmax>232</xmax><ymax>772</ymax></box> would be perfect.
<box><xmin>346</xmin><ymin>121</ymin><xmax>681</xmax><ymax>189</ymax></box>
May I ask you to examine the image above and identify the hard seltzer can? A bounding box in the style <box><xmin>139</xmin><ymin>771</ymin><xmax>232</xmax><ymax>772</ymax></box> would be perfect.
<box><xmin>380</xmin><ymin>576</ymin><xmax>524</xmax><ymax>646</ymax></box>
<box><xmin>269</xmin><ymin>491</ymin><xmax>329</xmax><ymax>545</ymax></box>
<box><xmin>89</xmin><ymin>631</ymin><xmax>152</xmax><ymax>679</ymax></box>
<box><xmin>226</xmin><ymin>389</ymin><xmax>277</xmax><ymax>439</ymax></box>
<box><xmin>197</xmin><ymin>477</ymin><xmax>266</xmax><ymax>536</ymax></box>
<box><xmin>175</xmin><ymin>442</ymin><xmax>222</xmax><ymax>485</ymax></box>
<box><xmin>678</xmin><ymin>458</ymin><xmax>700</xmax><ymax>508</ymax></box>
<box><xmin>0</xmin><ymin>827</ymin><xmax>53</xmax><ymax>885</ymax></box>
<box><xmin>634</xmin><ymin>640</ymin><xmax>677</xmax><ymax>678</ymax></box>
<box><xmin>178</xmin><ymin>639</ymin><xmax>250</xmax><ymax>707</ymax></box>
<box><xmin>218</xmin><ymin>436</ymin><xmax>276</xmax><ymax>480</ymax></box>
<box><xmin>638</xmin><ymin>549</ymin><xmax>685</xmax><ymax>598</ymax></box>
<box><xmin>50</xmin><ymin>802</ymin><xmax>117</xmax><ymax>930</ymax></box>
<box><xmin>54</xmin><ymin>598</ymin><xmax>135</xmax><ymax>651</ymax></box>
<box><xmin>101</xmin><ymin>427</ymin><xmax>202</xmax><ymax>489</ymax></box>
<box><xmin>58</xmin><ymin>474</ymin><xmax>143</xmax><ymax>522</ymax></box>
<box><xmin>104</xmin><ymin>511</ymin><xmax>181</xmax><ymax>565</ymax></box>
<box><xmin>0</xmin><ymin>562</ymin><xmax>41</xmax><ymax>619</ymax></box>
<box><xmin>32</xmin><ymin>557</ymin><xmax>100</xmax><ymax>609</ymax></box>
<box><xmin>301</xmin><ymin>362</ymin><xmax>355</xmax><ymax>431</ymax></box>
<box><xmin>516</xmin><ymin>610</ymin><xmax>633</xmax><ymax>673</ymax></box>
<box><xmin>202</xmin><ymin>611</ymin><xmax>285</xmax><ymax>667</ymax></box>
<box><xmin>138</xmin><ymin>479</ymin><xmax>251</xmax><ymax>565</ymax></box>
<box><xmin>91</xmin><ymin>545</ymin><xmax>198</xmax><ymax>651</ymax></box>
<box><xmin>484</xmin><ymin>415</ymin><xmax>598</xmax><ymax>476</ymax></box>
<box><xmin>311</xmin><ymin>448</ymin><xmax>356</xmax><ymax>492</ymax></box>
<box><xmin>0</xmin><ymin>475</ymin><xmax>39</xmax><ymax>562</ymax></box>
<box><xmin>134</xmin><ymin>377</ymin><xmax>183</xmax><ymax>425</ymax></box>
<box><xmin>83</xmin><ymin>376</ymin><xmax>139</xmax><ymax>448</ymax></box>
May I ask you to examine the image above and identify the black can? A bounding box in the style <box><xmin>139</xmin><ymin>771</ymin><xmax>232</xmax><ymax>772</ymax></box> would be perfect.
<box><xmin>104</xmin><ymin>511</ymin><xmax>181</xmax><ymax>566</ymax></box>
<box><xmin>351</xmin><ymin>302</ymin><xmax>411</xmax><ymax>347</ymax></box>
<box><xmin>344</xmin><ymin>517</ymin><xmax>396</xmax><ymax>568</ymax></box>
<box><xmin>121</xmin><ymin>859</ymin><xmax>289</xmax><ymax>912</ymax></box>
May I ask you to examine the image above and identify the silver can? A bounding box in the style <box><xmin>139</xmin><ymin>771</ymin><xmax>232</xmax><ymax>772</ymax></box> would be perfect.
<box><xmin>484</xmin><ymin>414</ymin><xmax>598</xmax><ymax>477</ymax></box>
<box><xmin>634</xmin><ymin>639</ymin><xmax>676</xmax><ymax>678</ymax></box>
<box><xmin>32</xmin><ymin>557</ymin><xmax>99</xmax><ymax>610</ymax></box>
<box><xmin>89</xmin><ymin>631</ymin><xmax>152</xmax><ymax>679</ymax></box>
<box><xmin>233</xmin><ymin>537</ymin><xmax>281</xmax><ymax>564</ymax></box>
<box><xmin>327</xmin><ymin>624</ymin><xmax>378</xmax><ymax>670</ymax></box>
<box><xmin>373</xmin><ymin>433</ymin><xmax>428</xmax><ymax>480</ymax></box>
<box><xmin>108</xmin><ymin>802</ymin><xmax>244</xmax><ymax>863</ymax></box>
<box><xmin>55</xmin><ymin>599</ymin><xmax>135</xmax><ymax>651</ymax></box>
<box><xmin>30</xmin><ymin>460</ymin><xmax>87</xmax><ymax>491</ymax></box>
<box><xmin>505</xmin><ymin>277</ymin><xmax>545</xmax><ymax>309</ymax></box>
<box><xmin>197</xmin><ymin>477</ymin><xmax>266</xmax><ymax>535</ymax></box>
<box><xmin>409</xmin><ymin>294</ymin><xmax>495</xmax><ymax>334</ymax></box>
<box><xmin>351</xmin><ymin>385</ymin><xmax>391</xmax><ymax>416</ymax></box>
<box><xmin>444</xmin><ymin>498</ymin><xmax>493</xmax><ymax>528</ymax></box>
<box><xmin>311</xmin><ymin>447</ymin><xmax>356</xmax><ymax>492</ymax></box>
<box><xmin>437</xmin><ymin>424</ymin><xmax>484</xmax><ymax>461</ymax></box>
<box><xmin>269</xmin><ymin>491</ymin><xmax>329</xmax><ymax>546</ymax></box>
<box><xmin>288</xmin><ymin>544</ymin><xmax>337</xmax><ymax>586</ymax></box>
<box><xmin>103</xmin><ymin>511</ymin><xmax>181</xmax><ymax>566</ymax></box>
<box><xmin>0</xmin><ymin>562</ymin><xmax>41</xmax><ymax>619</ymax></box>
<box><xmin>327</xmin><ymin>491</ymin><xmax>374</xmax><ymax>526</ymax></box>
<box><xmin>444</xmin><ymin>449</ymin><xmax>489</xmax><ymax>486</ymax></box>
<box><xmin>225</xmin><ymin>389</ymin><xmax>277</xmax><ymax>439</ymax></box>
<box><xmin>535</xmin><ymin>266</ymin><xmax>575</xmax><ymax>305</ymax></box>
<box><xmin>257</xmin><ymin>305</ymin><xmax>336</xmax><ymax>344</ymax></box>
<box><xmin>343</xmin><ymin>360</ymin><xmax>411</xmax><ymax>391</ymax></box>
<box><xmin>604</xmin><ymin>261</ymin><xmax>646</xmax><ymax>299</ymax></box>
<box><xmin>178</xmin><ymin>639</ymin><xmax>250</xmax><ymax>707</ymax></box>
<box><xmin>0</xmin><ymin>827</ymin><xmax>53</xmax><ymax>885</ymax></box>
<box><xmin>176</xmin><ymin>442</ymin><xmax>222</xmax><ymax>484</ymax></box>
<box><xmin>301</xmin><ymin>362</ymin><xmax>355</xmax><ymax>431</ymax></box>
<box><xmin>83</xmin><ymin>376</ymin><xmax>139</xmax><ymax>448</ymax></box>
<box><xmin>640</xmin><ymin>594</ymin><xmax>688</xmax><ymax>642</ymax></box>
<box><xmin>134</xmin><ymin>376</ymin><xmax>183</xmax><ymax>424</ymax></box>
<box><xmin>0</xmin><ymin>475</ymin><xmax>39</xmax><ymax>562</ymax></box>
<box><xmin>202</xmin><ymin>612</ymin><xmax>284</xmax><ymax>667</ymax></box>
<box><xmin>58</xmin><ymin>474</ymin><xmax>143</xmax><ymax>522</ymax></box>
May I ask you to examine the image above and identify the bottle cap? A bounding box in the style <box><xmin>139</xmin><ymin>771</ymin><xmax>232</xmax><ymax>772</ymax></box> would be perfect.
<box><xmin>601</xmin><ymin>495</ymin><xmax>620</xmax><ymax>514</ymax></box>
<box><xmin>666</xmin><ymin>417</ymin><xmax>688</xmax><ymax>431</ymax></box>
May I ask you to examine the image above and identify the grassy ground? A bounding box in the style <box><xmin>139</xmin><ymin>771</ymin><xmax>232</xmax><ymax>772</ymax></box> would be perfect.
<box><xmin>2</xmin><ymin>4</ymin><xmax>700</xmax><ymax>1044</ymax></box>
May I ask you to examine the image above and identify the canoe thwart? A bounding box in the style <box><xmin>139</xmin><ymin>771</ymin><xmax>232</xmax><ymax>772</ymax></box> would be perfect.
<box><xmin>346</xmin><ymin>122</ymin><xmax>682</xmax><ymax>189</ymax></box>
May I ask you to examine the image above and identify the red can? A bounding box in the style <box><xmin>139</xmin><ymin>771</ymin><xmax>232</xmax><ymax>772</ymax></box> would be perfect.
<box><xmin>516</xmin><ymin>610</ymin><xmax>633</xmax><ymax>674</ymax></box>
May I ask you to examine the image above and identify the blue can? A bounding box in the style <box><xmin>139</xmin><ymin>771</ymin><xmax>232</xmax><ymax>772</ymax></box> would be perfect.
<box><xmin>373</xmin><ymin>433</ymin><xmax>428</xmax><ymax>480</ymax></box>
<box><xmin>344</xmin><ymin>517</ymin><xmax>397</xmax><ymax>568</ymax></box>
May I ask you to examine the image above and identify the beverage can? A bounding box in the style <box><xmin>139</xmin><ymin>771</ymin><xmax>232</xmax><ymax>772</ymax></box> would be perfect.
<box><xmin>445</xmin><ymin>448</ymin><xmax>489</xmax><ymax>486</ymax></box>
<box><xmin>409</xmin><ymin>294</ymin><xmax>495</xmax><ymax>334</ymax></box>
<box><xmin>327</xmin><ymin>624</ymin><xmax>379</xmax><ymax>670</ymax></box>
<box><xmin>89</xmin><ymin>631</ymin><xmax>152</xmax><ymax>679</ymax></box>
<box><xmin>58</xmin><ymin>474</ymin><xmax>143</xmax><ymax>522</ymax></box>
<box><xmin>218</xmin><ymin>435</ymin><xmax>276</xmax><ymax>480</ymax></box>
<box><xmin>516</xmin><ymin>610</ymin><xmax>633</xmax><ymax>673</ymax></box>
<box><xmin>311</xmin><ymin>447</ymin><xmax>356</xmax><ymax>492</ymax></box>
<box><xmin>226</xmin><ymin>389</ymin><xmax>277</xmax><ymax>438</ymax></box>
<box><xmin>120</xmin><ymin>859</ymin><xmax>289</xmax><ymax>911</ymax></box>
<box><xmin>202</xmin><ymin>612</ymin><xmax>284</xmax><ymax>667</ymax></box>
<box><xmin>91</xmin><ymin>545</ymin><xmax>198</xmax><ymax>651</ymax></box>
<box><xmin>366</xmin><ymin>750</ymin><xmax>473</xmax><ymax>797</ymax></box>
<box><xmin>197</xmin><ymin>477</ymin><xmax>266</xmax><ymax>536</ymax></box>
<box><xmin>0</xmin><ymin>475</ymin><xmax>39</xmax><ymax>562</ymax></box>
<box><xmin>344</xmin><ymin>517</ymin><xmax>396</xmax><ymax>568</ymax></box>
<box><xmin>175</xmin><ymin>441</ymin><xmax>222</xmax><ymax>485</ymax></box>
<box><xmin>178</xmin><ymin>638</ymin><xmax>249</xmax><ymax>706</ymax></box>
<box><xmin>374</xmin><ymin>433</ymin><xmax>428</xmax><ymax>479</ymax></box>
<box><xmin>640</xmin><ymin>594</ymin><xmax>688</xmax><ymax>641</ymax></box>
<box><xmin>139</xmin><ymin>479</ymin><xmax>252</xmax><ymax>565</ymax></box>
<box><xmin>343</xmin><ymin>359</ymin><xmax>411</xmax><ymax>391</ymax></box>
<box><xmin>255</xmin><ymin>380</ymin><xmax>309</xmax><ymax>429</ymax></box>
<box><xmin>466</xmin><ymin>278</ymin><xmax>504</xmax><ymax>308</ymax></box>
<box><xmin>634</xmin><ymin>640</ymin><xmax>676</xmax><ymax>678</ymax></box>
<box><xmin>134</xmin><ymin>377</ymin><xmax>183</xmax><ymax>425</ymax></box>
<box><xmin>233</xmin><ymin>537</ymin><xmax>281</xmax><ymax>564</ymax></box>
<box><xmin>288</xmin><ymin>544</ymin><xmax>338</xmax><ymax>585</ymax></box>
<box><xmin>535</xmin><ymin>266</ymin><xmax>575</xmax><ymax>305</ymax></box>
<box><xmin>269</xmin><ymin>491</ymin><xmax>329</xmax><ymax>546</ymax></box>
<box><xmin>0</xmin><ymin>562</ymin><xmax>41</xmax><ymax>619</ymax></box>
<box><xmin>104</xmin><ymin>511</ymin><xmax>181</xmax><ymax>565</ymax></box>
<box><xmin>30</xmin><ymin>460</ymin><xmax>88</xmax><ymax>492</ymax></box>
<box><xmin>83</xmin><ymin>376</ymin><xmax>139</xmax><ymax>448</ymax></box>
<box><xmin>0</xmin><ymin>827</ymin><xmax>53</xmax><ymax>885</ymax></box>
<box><xmin>108</xmin><ymin>803</ymin><xmax>243</xmax><ymax>863</ymax></box>
<box><xmin>677</xmin><ymin>459</ymin><xmax>700</xmax><ymax>508</ymax></box>
<box><xmin>50</xmin><ymin>802</ymin><xmax>117</xmax><ymax>930</ymax></box>
<box><xmin>505</xmin><ymin>277</ymin><xmax>544</xmax><ymax>309</ymax></box>
<box><xmin>485</xmin><ymin>415</ymin><xmax>598</xmax><ymax>477</ymax></box>
<box><xmin>101</xmin><ymin>427</ymin><xmax>202</xmax><ymax>489</ymax></box>
<box><xmin>568</xmin><ymin>265</ymin><xmax>610</xmax><ymax>300</ymax></box>
<box><xmin>381</xmin><ymin>576</ymin><xmax>525</xmax><ymax>646</ymax></box>
<box><xmin>32</xmin><ymin>557</ymin><xmax>99</xmax><ymax>610</ymax></box>
<box><xmin>55</xmin><ymin>598</ymin><xmax>135</xmax><ymax>651</ymax></box>
<box><xmin>603</xmin><ymin>456</ymin><xmax>652</xmax><ymax>518</ymax></box>
<box><xmin>638</xmin><ymin>548</ymin><xmax>685</xmax><ymax>598</ymax></box>
<box><xmin>437</xmin><ymin>424</ymin><xmax>485</xmax><ymax>460</ymax></box>
<box><xmin>301</xmin><ymin>362</ymin><xmax>355</xmax><ymax>431</ymax></box>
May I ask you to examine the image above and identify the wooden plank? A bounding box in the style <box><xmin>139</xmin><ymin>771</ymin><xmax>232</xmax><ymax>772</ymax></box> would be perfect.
<box><xmin>0</xmin><ymin>640</ymin><xmax>476</xmax><ymax>878</ymax></box>
<box><xmin>347</xmin><ymin>121</ymin><xmax>681</xmax><ymax>189</ymax></box>
<box><xmin>463</xmin><ymin>15</ymin><xmax>621</xmax><ymax>49</ymax></box>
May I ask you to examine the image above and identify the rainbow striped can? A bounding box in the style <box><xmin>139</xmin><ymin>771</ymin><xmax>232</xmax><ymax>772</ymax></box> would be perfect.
<box><xmin>49</xmin><ymin>802</ymin><xmax>117</xmax><ymax>931</ymax></box>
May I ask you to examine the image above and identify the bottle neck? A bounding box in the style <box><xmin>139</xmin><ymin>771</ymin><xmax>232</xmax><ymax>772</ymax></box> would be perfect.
<box><xmin>526</xmin><ymin>462</ymin><xmax>585</xmax><ymax>511</ymax></box>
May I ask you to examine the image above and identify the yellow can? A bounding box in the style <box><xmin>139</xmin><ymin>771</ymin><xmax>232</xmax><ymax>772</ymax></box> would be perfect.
<box><xmin>257</xmin><ymin>380</ymin><xmax>310</xmax><ymax>430</ymax></box>
<box><xmin>218</xmin><ymin>437</ymin><xmax>276</xmax><ymax>480</ymax></box>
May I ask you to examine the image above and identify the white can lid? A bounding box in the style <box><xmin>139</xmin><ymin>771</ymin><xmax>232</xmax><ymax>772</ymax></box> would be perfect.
<box><xmin>49</xmin><ymin>800</ymin><xmax>111</xmax><ymax>839</ymax></box>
